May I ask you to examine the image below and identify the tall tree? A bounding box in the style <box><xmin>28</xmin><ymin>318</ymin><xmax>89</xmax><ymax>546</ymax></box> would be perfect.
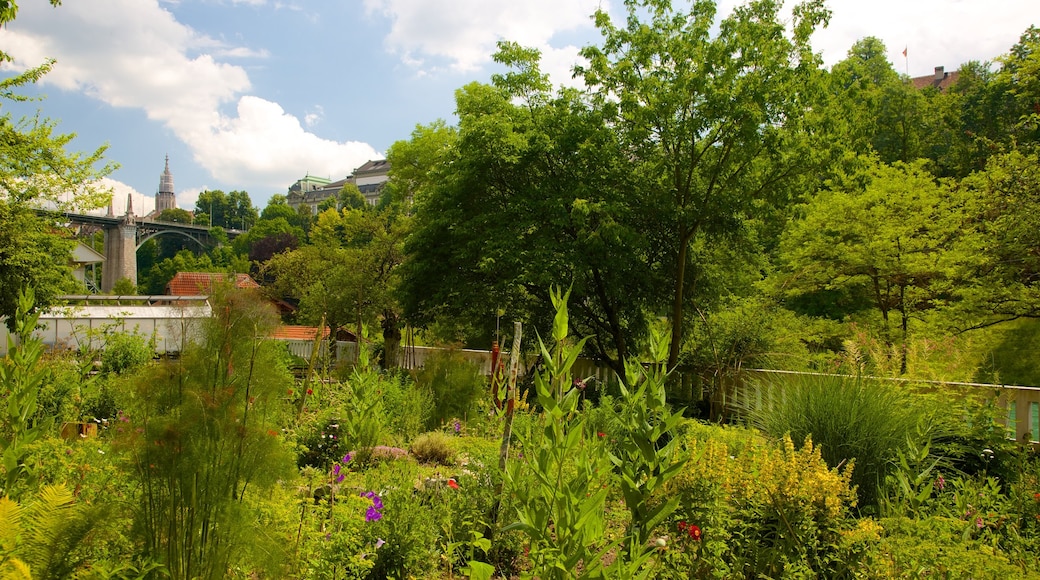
<box><xmin>194</xmin><ymin>189</ymin><xmax>256</xmax><ymax>230</ymax></box>
<box><xmin>0</xmin><ymin>2</ymin><xmax>115</xmax><ymax>322</ymax></box>
<box><xmin>399</xmin><ymin>46</ymin><xmax>658</xmax><ymax>372</ymax></box>
<box><xmin>952</xmin><ymin>148</ymin><xmax>1040</xmax><ymax>330</ymax></box>
<box><xmin>577</xmin><ymin>0</ymin><xmax>831</xmax><ymax>368</ymax></box>
<box><xmin>775</xmin><ymin>158</ymin><xmax>967</xmax><ymax>373</ymax></box>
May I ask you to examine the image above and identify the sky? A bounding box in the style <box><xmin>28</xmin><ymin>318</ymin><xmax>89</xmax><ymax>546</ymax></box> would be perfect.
<box><xmin>0</xmin><ymin>0</ymin><xmax>1037</xmax><ymax>214</ymax></box>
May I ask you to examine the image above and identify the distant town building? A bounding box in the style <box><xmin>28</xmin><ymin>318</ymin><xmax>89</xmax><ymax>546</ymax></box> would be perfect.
<box><xmin>155</xmin><ymin>155</ymin><xmax>177</xmax><ymax>214</ymax></box>
<box><xmin>911</xmin><ymin>66</ymin><xmax>959</xmax><ymax>92</ymax></box>
<box><xmin>287</xmin><ymin>159</ymin><xmax>390</xmax><ymax>214</ymax></box>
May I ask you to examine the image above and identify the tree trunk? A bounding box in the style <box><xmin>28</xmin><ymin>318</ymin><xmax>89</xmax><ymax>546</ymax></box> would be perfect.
<box><xmin>381</xmin><ymin>309</ymin><xmax>402</xmax><ymax>370</ymax></box>
<box><xmin>668</xmin><ymin>227</ymin><xmax>692</xmax><ymax>370</ymax></box>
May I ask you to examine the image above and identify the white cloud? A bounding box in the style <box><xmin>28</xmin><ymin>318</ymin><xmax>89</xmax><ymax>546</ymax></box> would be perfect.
<box><xmin>176</xmin><ymin>187</ymin><xmax>206</xmax><ymax>211</ymax></box>
<box><xmin>88</xmin><ymin>178</ymin><xmax>152</xmax><ymax>217</ymax></box>
<box><xmin>0</xmin><ymin>0</ymin><xmax>379</xmax><ymax>192</ymax></box>
<box><xmin>192</xmin><ymin>96</ymin><xmax>380</xmax><ymax>187</ymax></box>
<box><xmin>304</xmin><ymin>105</ymin><xmax>324</xmax><ymax>128</ymax></box>
<box><xmin>807</xmin><ymin>1</ymin><xmax>1037</xmax><ymax>76</ymax></box>
<box><xmin>363</xmin><ymin>0</ymin><xmax>604</xmax><ymax>73</ymax></box>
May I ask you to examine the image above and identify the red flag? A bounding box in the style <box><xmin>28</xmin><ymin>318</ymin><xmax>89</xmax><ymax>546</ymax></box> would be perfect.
<box><xmin>902</xmin><ymin>47</ymin><xmax>908</xmax><ymax>58</ymax></box>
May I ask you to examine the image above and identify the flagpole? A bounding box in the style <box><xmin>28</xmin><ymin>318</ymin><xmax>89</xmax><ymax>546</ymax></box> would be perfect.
<box><xmin>903</xmin><ymin>46</ymin><xmax>908</xmax><ymax>77</ymax></box>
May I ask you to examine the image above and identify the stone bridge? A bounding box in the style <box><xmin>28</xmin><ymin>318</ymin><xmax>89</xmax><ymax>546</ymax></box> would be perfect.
<box><xmin>60</xmin><ymin>195</ymin><xmax>243</xmax><ymax>292</ymax></box>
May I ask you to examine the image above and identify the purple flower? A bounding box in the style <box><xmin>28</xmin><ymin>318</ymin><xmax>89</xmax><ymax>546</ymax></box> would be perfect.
<box><xmin>366</xmin><ymin>506</ymin><xmax>383</xmax><ymax>522</ymax></box>
<box><xmin>342</xmin><ymin>453</ymin><xmax>352</xmax><ymax>464</ymax></box>
<box><xmin>453</xmin><ymin>421</ymin><xmax>461</xmax><ymax>433</ymax></box>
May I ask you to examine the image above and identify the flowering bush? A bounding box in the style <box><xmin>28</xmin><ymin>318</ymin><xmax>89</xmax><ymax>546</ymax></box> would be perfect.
<box><xmin>660</xmin><ymin>426</ymin><xmax>860</xmax><ymax>578</ymax></box>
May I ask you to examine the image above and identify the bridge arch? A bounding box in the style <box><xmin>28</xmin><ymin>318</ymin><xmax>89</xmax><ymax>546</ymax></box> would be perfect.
<box><xmin>136</xmin><ymin>229</ymin><xmax>209</xmax><ymax>251</ymax></box>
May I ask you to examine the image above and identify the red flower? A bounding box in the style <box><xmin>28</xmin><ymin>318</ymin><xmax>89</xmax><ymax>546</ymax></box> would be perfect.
<box><xmin>687</xmin><ymin>524</ymin><xmax>702</xmax><ymax>541</ymax></box>
<box><xmin>597</xmin><ymin>432</ymin><xmax>606</xmax><ymax>438</ymax></box>
<box><xmin>306</xmin><ymin>388</ymin><xmax>313</xmax><ymax>395</ymax></box>
<box><xmin>447</xmin><ymin>478</ymin><xmax>459</xmax><ymax>489</ymax></box>
<box><xmin>678</xmin><ymin>521</ymin><xmax>688</xmax><ymax>531</ymax></box>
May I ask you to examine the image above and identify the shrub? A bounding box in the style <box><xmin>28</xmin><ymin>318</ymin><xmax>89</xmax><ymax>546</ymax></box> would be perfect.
<box><xmin>411</xmin><ymin>349</ymin><xmax>488</xmax><ymax>430</ymax></box>
<box><xmin>380</xmin><ymin>371</ymin><xmax>433</xmax><ymax>443</ymax></box>
<box><xmin>750</xmin><ymin>374</ymin><xmax>936</xmax><ymax>510</ymax></box>
<box><xmin>859</xmin><ymin>516</ymin><xmax>1040</xmax><ymax>578</ymax></box>
<box><xmin>660</xmin><ymin>426</ymin><xmax>860</xmax><ymax>578</ymax></box>
<box><xmin>410</xmin><ymin>431</ymin><xmax>456</xmax><ymax>465</ymax></box>
<box><xmin>100</xmin><ymin>332</ymin><xmax>153</xmax><ymax>375</ymax></box>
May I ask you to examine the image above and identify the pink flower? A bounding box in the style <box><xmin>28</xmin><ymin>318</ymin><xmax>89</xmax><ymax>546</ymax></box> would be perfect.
<box><xmin>975</xmin><ymin>517</ymin><xmax>984</xmax><ymax>529</ymax></box>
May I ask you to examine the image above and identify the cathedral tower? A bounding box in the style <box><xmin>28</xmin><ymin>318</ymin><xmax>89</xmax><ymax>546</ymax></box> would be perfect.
<box><xmin>156</xmin><ymin>155</ymin><xmax>176</xmax><ymax>213</ymax></box>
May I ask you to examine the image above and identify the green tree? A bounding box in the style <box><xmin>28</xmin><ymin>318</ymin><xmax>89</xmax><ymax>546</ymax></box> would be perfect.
<box><xmin>259</xmin><ymin>194</ymin><xmax>301</xmax><ymax>226</ymax></box>
<box><xmin>577</xmin><ymin>0</ymin><xmax>832</xmax><ymax>368</ymax></box>
<box><xmin>194</xmin><ymin>189</ymin><xmax>256</xmax><ymax>230</ymax></box>
<box><xmin>775</xmin><ymin>158</ymin><xmax>967</xmax><ymax>373</ymax></box>
<box><xmin>0</xmin><ymin>9</ymin><xmax>115</xmax><ymax>322</ymax></box>
<box><xmin>953</xmin><ymin>148</ymin><xmax>1040</xmax><ymax>330</ymax></box>
<box><xmin>337</xmin><ymin>182</ymin><xmax>366</xmax><ymax>211</ymax></box>
<box><xmin>157</xmin><ymin>207</ymin><xmax>192</xmax><ymax>223</ymax></box>
<box><xmin>399</xmin><ymin>47</ymin><xmax>657</xmax><ymax>372</ymax></box>
<box><xmin>266</xmin><ymin>204</ymin><xmax>408</xmax><ymax>365</ymax></box>
<box><xmin>381</xmin><ymin>120</ymin><xmax>456</xmax><ymax>209</ymax></box>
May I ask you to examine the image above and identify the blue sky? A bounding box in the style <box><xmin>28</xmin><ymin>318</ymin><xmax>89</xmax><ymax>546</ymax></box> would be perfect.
<box><xmin>1</xmin><ymin>0</ymin><xmax>1036</xmax><ymax>213</ymax></box>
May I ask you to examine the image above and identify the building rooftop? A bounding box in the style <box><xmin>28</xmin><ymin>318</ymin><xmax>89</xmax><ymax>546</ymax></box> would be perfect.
<box><xmin>911</xmin><ymin>66</ymin><xmax>959</xmax><ymax>92</ymax></box>
<box><xmin>166</xmin><ymin>272</ymin><xmax>260</xmax><ymax>296</ymax></box>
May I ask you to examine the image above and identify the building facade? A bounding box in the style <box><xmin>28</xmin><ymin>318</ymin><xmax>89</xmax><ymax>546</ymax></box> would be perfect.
<box><xmin>286</xmin><ymin>159</ymin><xmax>390</xmax><ymax>215</ymax></box>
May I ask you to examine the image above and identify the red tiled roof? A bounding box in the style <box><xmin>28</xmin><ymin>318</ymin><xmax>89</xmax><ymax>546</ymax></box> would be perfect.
<box><xmin>166</xmin><ymin>272</ymin><xmax>259</xmax><ymax>296</ymax></box>
<box><xmin>911</xmin><ymin>68</ymin><xmax>959</xmax><ymax>92</ymax></box>
<box><xmin>270</xmin><ymin>326</ymin><xmax>330</xmax><ymax>341</ymax></box>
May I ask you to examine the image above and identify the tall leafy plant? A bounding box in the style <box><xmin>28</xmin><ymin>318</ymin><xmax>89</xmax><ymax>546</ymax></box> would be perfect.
<box><xmin>504</xmin><ymin>287</ymin><xmax>616</xmax><ymax>579</ymax></box>
<box><xmin>0</xmin><ymin>288</ymin><xmax>51</xmax><ymax>500</ymax></box>
<box><xmin>125</xmin><ymin>288</ymin><xmax>295</xmax><ymax>578</ymax></box>
<box><xmin>610</xmin><ymin>326</ymin><xmax>686</xmax><ymax>567</ymax></box>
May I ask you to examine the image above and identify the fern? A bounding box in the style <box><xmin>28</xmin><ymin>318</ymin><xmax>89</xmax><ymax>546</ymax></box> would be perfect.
<box><xmin>0</xmin><ymin>485</ymin><xmax>107</xmax><ymax>580</ymax></box>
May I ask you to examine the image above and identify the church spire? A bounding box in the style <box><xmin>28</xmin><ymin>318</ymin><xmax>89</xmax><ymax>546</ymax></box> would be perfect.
<box><xmin>156</xmin><ymin>155</ymin><xmax>176</xmax><ymax>213</ymax></box>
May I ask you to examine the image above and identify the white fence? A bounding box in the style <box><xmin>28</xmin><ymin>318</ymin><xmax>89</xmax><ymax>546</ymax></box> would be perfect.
<box><xmin>729</xmin><ymin>369</ymin><xmax>1040</xmax><ymax>445</ymax></box>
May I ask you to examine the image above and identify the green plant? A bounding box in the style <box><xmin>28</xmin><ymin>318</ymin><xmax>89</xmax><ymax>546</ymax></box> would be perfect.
<box><xmin>100</xmin><ymin>331</ymin><xmax>153</xmax><ymax>375</ymax></box>
<box><xmin>609</xmin><ymin>326</ymin><xmax>686</xmax><ymax>571</ymax></box>
<box><xmin>410</xmin><ymin>431</ymin><xmax>456</xmax><ymax>465</ymax></box>
<box><xmin>861</xmin><ymin>516</ymin><xmax>1040</xmax><ymax>579</ymax></box>
<box><xmin>0</xmin><ymin>288</ymin><xmax>53</xmax><ymax>499</ymax></box>
<box><xmin>503</xmin><ymin>286</ymin><xmax>616</xmax><ymax>580</ymax></box>
<box><xmin>662</xmin><ymin>428</ymin><xmax>860</xmax><ymax>578</ymax></box>
<box><xmin>0</xmin><ymin>484</ymin><xmax>112</xmax><ymax>579</ymax></box>
<box><xmin>882</xmin><ymin>435</ymin><xmax>943</xmax><ymax>518</ymax></box>
<box><xmin>340</xmin><ymin>354</ymin><xmax>387</xmax><ymax>465</ymax></box>
<box><xmin>123</xmin><ymin>288</ymin><xmax>297</xmax><ymax>579</ymax></box>
<box><xmin>412</xmin><ymin>349</ymin><xmax>488</xmax><ymax>430</ymax></box>
<box><xmin>751</xmin><ymin>373</ymin><xmax>934</xmax><ymax>510</ymax></box>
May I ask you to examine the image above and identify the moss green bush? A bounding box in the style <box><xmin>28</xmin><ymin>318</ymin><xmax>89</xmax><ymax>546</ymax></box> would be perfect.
<box><xmin>860</xmin><ymin>516</ymin><xmax>1040</xmax><ymax>579</ymax></box>
<box><xmin>100</xmin><ymin>331</ymin><xmax>153</xmax><ymax>375</ymax></box>
<box><xmin>410</xmin><ymin>431</ymin><xmax>456</xmax><ymax>465</ymax></box>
